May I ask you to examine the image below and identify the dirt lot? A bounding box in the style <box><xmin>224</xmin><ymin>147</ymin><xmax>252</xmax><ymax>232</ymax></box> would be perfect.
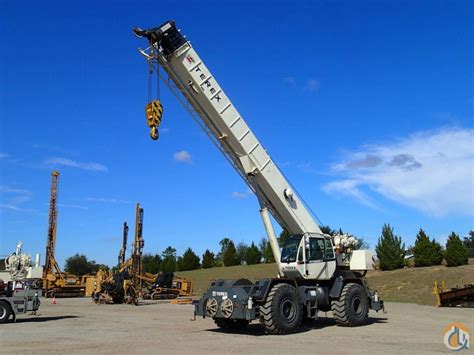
<box><xmin>2</xmin><ymin>298</ymin><xmax>473</xmax><ymax>354</ymax></box>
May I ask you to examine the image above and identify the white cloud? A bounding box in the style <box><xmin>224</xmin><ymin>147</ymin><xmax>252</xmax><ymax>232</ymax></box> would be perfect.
<box><xmin>231</xmin><ymin>191</ymin><xmax>248</xmax><ymax>199</ymax></box>
<box><xmin>324</xmin><ymin>127</ymin><xmax>474</xmax><ymax>217</ymax></box>
<box><xmin>58</xmin><ymin>203</ymin><xmax>88</xmax><ymax>210</ymax></box>
<box><xmin>0</xmin><ymin>186</ymin><xmax>31</xmax><ymax>194</ymax></box>
<box><xmin>284</xmin><ymin>77</ymin><xmax>320</xmax><ymax>92</ymax></box>
<box><xmin>0</xmin><ymin>204</ymin><xmax>21</xmax><ymax>211</ymax></box>
<box><xmin>0</xmin><ymin>186</ymin><xmax>32</xmax><ymax>205</ymax></box>
<box><xmin>323</xmin><ymin>180</ymin><xmax>379</xmax><ymax>209</ymax></box>
<box><xmin>0</xmin><ymin>153</ymin><xmax>9</xmax><ymax>159</ymax></box>
<box><xmin>44</xmin><ymin>157</ymin><xmax>108</xmax><ymax>172</ymax></box>
<box><xmin>304</xmin><ymin>79</ymin><xmax>320</xmax><ymax>91</ymax></box>
<box><xmin>173</xmin><ymin>150</ymin><xmax>193</xmax><ymax>164</ymax></box>
<box><xmin>231</xmin><ymin>188</ymin><xmax>254</xmax><ymax>200</ymax></box>
<box><xmin>283</xmin><ymin>76</ymin><xmax>296</xmax><ymax>87</ymax></box>
<box><xmin>86</xmin><ymin>197</ymin><xmax>131</xmax><ymax>204</ymax></box>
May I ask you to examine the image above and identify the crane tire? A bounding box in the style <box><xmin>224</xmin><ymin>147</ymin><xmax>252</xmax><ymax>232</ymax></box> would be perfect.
<box><xmin>332</xmin><ymin>282</ymin><xmax>368</xmax><ymax>327</ymax></box>
<box><xmin>0</xmin><ymin>301</ymin><xmax>12</xmax><ymax>324</ymax></box>
<box><xmin>214</xmin><ymin>318</ymin><xmax>249</xmax><ymax>331</ymax></box>
<box><xmin>261</xmin><ymin>283</ymin><xmax>302</xmax><ymax>335</ymax></box>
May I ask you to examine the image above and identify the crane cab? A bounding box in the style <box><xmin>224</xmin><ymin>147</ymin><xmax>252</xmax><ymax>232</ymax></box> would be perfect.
<box><xmin>280</xmin><ymin>234</ymin><xmax>337</xmax><ymax>280</ymax></box>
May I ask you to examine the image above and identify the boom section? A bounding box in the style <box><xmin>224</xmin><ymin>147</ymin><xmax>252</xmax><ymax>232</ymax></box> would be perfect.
<box><xmin>135</xmin><ymin>21</ymin><xmax>321</xmax><ymax>236</ymax></box>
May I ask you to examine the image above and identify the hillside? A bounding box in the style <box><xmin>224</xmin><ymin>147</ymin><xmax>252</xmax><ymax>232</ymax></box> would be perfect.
<box><xmin>176</xmin><ymin>260</ymin><xmax>474</xmax><ymax>306</ymax></box>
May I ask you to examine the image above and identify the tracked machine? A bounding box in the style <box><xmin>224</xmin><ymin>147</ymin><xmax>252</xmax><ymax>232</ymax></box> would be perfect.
<box><xmin>134</xmin><ymin>21</ymin><xmax>383</xmax><ymax>334</ymax></box>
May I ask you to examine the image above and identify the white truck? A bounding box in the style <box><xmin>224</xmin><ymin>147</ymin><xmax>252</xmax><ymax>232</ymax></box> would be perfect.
<box><xmin>134</xmin><ymin>21</ymin><xmax>384</xmax><ymax>334</ymax></box>
<box><xmin>0</xmin><ymin>242</ymin><xmax>41</xmax><ymax>323</ymax></box>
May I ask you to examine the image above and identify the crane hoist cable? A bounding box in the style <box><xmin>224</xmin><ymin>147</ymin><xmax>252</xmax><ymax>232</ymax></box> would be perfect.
<box><xmin>145</xmin><ymin>48</ymin><xmax>163</xmax><ymax>141</ymax></box>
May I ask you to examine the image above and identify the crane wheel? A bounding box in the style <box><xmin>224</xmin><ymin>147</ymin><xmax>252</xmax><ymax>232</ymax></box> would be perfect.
<box><xmin>214</xmin><ymin>318</ymin><xmax>249</xmax><ymax>331</ymax></box>
<box><xmin>260</xmin><ymin>283</ymin><xmax>302</xmax><ymax>335</ymax></box>
<box><xmin>0</xmin><ymin>301</ymin><xmax>12</xmax><ymax>324</ymax></box>
<box><xmin>331</xmin><ymin>282</ymin><xmax>368</xmax><ymax>327</ymax></box>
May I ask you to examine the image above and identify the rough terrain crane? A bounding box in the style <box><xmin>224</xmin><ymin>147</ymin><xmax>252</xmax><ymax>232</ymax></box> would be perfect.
<box><xmin>134</xmin><ymin>21</ymin><xmax>384</xmax><ymax>334</ymax></box>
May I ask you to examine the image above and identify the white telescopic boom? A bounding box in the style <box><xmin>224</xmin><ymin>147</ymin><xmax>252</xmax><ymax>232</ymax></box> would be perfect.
<box><xmin>134</xmin><ymin>22</ymin><xmax>323</xmax><ymax>260</ymax></box>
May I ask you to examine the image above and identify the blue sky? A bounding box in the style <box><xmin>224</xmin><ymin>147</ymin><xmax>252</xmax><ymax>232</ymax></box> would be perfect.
<box><xmin>1</xmin><ymin>0</ymin><xmax>472</xmax><ymax>268</ymax></box>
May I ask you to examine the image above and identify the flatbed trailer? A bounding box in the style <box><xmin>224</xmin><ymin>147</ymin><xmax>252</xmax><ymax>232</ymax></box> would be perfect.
<box><xmin>434</xmin><ymin>281</ymin><xmax>474</xmax><ymax>307</ymax></box>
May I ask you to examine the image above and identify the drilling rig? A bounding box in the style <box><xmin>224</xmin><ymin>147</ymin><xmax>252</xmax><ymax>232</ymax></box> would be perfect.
<box><xmin>42</xmin><ymin>171</ymin><xmax>86</xmax><ymax>297</ymax></box>
<box><xmin>93</xmin><ymin>204</ymin><xmax>144</xmax><ymax>305</ymax></box>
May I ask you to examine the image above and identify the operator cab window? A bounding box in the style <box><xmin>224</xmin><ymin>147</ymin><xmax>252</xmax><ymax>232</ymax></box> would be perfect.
<box><xmin>307</xmin><ymin>238</ymin><xmax>325</xmax><ymax>261</ymax></box>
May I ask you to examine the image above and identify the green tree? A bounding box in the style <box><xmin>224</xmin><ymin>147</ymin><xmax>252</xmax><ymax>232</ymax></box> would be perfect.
<box><xmin>413</xmin><ymin>229</ymin><xmax>443</xmax><ymax>267</ymax></box>
<box><xmin>64</xmin><ymin>254</ymin><xmax>100</xmax><ymax>276</ymax></box>
<box><xmin>320</xmin><ymin>225</ymin><xmax>336</xmax><ymax>236</ymax></box>
<box><xmin>161</xmin><ymin>246</ymin><xmax>177</xmax><ymax>272</ymax></box>
<box><xmin>258</xmin><ymin>237</ymin><xmax>267</xmax><ymax>261</ymax></box>
<box><xmin>180</xmin><ymin>247</ymin><xmax>200</xmax><ymax>271</ymax></box>
<box><xmin>464</xmin><ymin>231</ymin><xmax>474</xmax><ymax>258</ymax></box>
<box><xmin>264</xmin><ymin>241</ymin><xmax>275</xmax><ymax>263</ymax></box>
<box><xmin>235</xmin><ymin>242</ymin><xmax>248</xmax><ymax>265</ymax></box>
<box><xmin>202</xmin><ymin>249</ymin><xmax>215</xmax><ymax>269</ymax></box>
<box><xmin>142</xmin><ymin>253</ymin><xmax>162</xmax><ymax>274</ymax></box>
<box><xmin>445</xmin><ymin>232</ymin><xmax>469</xmax><ymax>267</ymax></box>
<box><xmin>217</xmin><ymin>237</ymin><xmax>231</xmax><ymax>265</ymax></box>
<box><xmin>245</xmin><ymin>242</ymin><xmax>262</xmax><ymax>265</ymax></box>
<box><xmin>375</xmin><ymin>224</ymin><xmax>405</xmax><ymax>270</ymax></box>
<box><xmin>278</xmin><ymin>229</ymin><xmax>290</xmax><ymax>247</ymax></box>
<box><xmin>223</xmin><ymin>240</ymin><xmax>238</xmax><ymax>266</ymax></box>
<box><xmin>259</xmin><ymin>237</ymin><xmax>275</xmax><ymax>263</ymax></box>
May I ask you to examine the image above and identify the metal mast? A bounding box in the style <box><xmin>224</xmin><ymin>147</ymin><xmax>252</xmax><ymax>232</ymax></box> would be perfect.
<box><xmin>44</xmin><ymin>171</ymin><xmax>60</xmax><ymax>279</ymax></box>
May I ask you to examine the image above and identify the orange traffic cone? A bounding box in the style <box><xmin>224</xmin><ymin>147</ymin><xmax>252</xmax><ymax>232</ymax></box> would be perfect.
<box><xmin>51</xmin><ymin>296</ymin><xmax>57</xmax><ymax>304</ymax></box>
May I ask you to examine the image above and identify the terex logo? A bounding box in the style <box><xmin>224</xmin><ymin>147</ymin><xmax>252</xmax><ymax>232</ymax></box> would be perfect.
<box><xmin>211</xmin><ymin>291</ymin><xmax>228</xmax><ymax>297</ymax></box>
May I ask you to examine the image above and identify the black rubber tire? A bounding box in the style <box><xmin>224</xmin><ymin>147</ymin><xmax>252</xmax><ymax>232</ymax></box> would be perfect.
<box><xmin>214</xmin><ymin>318</ymin><xmax>249</xmax><ymax>331</ymax></box>
<box><xmin>331</xmin><ymin>282</ymin><xmax>369</xmax><ymax>327</ymax></box>
<box><xmin>260</xmin><ymin>283</ymin><xmax>302</xmax><ymax>335</ymax></box>
<box><xmin>0</xmin><ymin>301</ymin><xmax>12</xmax><ymax>324</ymax></box>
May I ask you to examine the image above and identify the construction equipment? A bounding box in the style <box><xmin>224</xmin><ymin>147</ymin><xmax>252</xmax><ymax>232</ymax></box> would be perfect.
<box><xmin>93</xmin><ymin>204</ymin><xmax>144</xmax><ymax>305</ymax></box>
<box><xmin>42</xmin><ymin>171</ymin><xmax>86</xmax><ymax>298</ymax></box>
<box><xmin>0</xmin><ymin>242</ymin><xmax>41</xmax><ymax>323</ymax></box>
<box><xmin>141</xmin><ymin>272</ymin><xmax>193</xmax><ymax>300</ymax></box>
<box><xmin>134</xmin><ymin>21</ymin><xmax>384</xmax><ymax>334</ymax></box>
<box><xmin>434</xmin><ymin>281</ymin><xmax>474</xmax><ymax>307</ymax></box>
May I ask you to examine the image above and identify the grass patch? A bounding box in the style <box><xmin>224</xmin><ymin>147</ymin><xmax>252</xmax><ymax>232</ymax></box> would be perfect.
<box><xmin>176</xmin><ymin>260</ymin><xmax>474</xmax><ymax>306</ymax></box>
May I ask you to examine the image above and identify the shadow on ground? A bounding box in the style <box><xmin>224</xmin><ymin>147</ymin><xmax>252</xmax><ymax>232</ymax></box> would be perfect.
<box><xmin>206</xmin><ymin>316</ymin><xmax>388</xmax><ymax>336</ymax></box>
<box><xmin>12</xmin><ymin>315</ymin><xmax>79</xmax><ymax>323</ymax></box>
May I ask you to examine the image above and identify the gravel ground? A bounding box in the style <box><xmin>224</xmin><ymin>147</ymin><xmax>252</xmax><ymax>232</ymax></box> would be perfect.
<box><xmin>1</xmin><ymin>298</ymin><xmax>473</xmax><ymax>354</ymax></box>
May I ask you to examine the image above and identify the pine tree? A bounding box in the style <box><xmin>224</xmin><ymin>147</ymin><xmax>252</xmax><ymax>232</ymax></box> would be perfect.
<box><xmin>223</xmin><ymin>240</ymin><xmax>238</xmax><ymax>266</ymax></box>
<box><xmin>278</xmin><ymin>229</ymin><xmax>290</xmax><ymax>247</ymax></box>
<box><xmin>142</xmin><ymin>253</ymin><xmax>162</xmax><ymax>274</ymax></box>
<box><xmin>264</xmin><ymin>242</ymin><xmax>275</xmax><ymax>263</ymax></box>
<box><xmin>235</xmin><ymin>242</ymin><xmax>248</xmax><ymax>265</ymax></box>
<box><xmin>202</xmin><ymin>249</ymin><xmax>215</xmax><ymax>269</ymax></box>
<box><xmin>161</xmin><ymin>246</ymin><xmax>177</xmax><ymax>272</ymax></box>
<box><xmin>413</xmin><ymin>229</ymin><xmax>443</xmax><ymax>267</ymax></box>
<box><xmin>375</xmin><ymin>224</ymin><xmax>405</xmax><ymax>270</ymax></box>
<box><xmin>244</xmin><ymin>242</ymin><xmax>262</xmax><ymax>265</ymax></box>
<box><xmin>181</xmin><ymin>247</ymin><xmax>201</xmax><ymax>271</ymax></box>
<box><xmin>445</xmin><ymin>232</ymin><xmax>469</xmax><ymax>267</ymax></box>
